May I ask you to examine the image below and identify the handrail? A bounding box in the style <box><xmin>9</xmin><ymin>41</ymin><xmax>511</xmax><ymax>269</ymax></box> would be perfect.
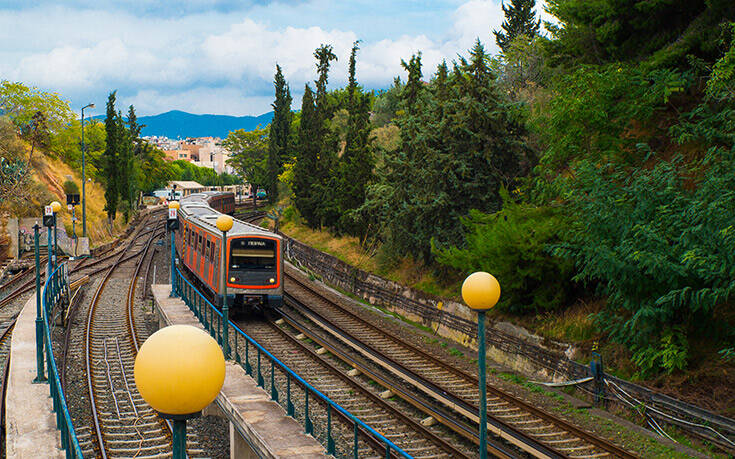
<box><xmin>42</xmin><ymin>262</ymin><xmax>84</xmax><ymax>458</ymax></box>
<box><xmin>174</xmin><ymin>269</ymin><xmax>412</xmax><ymax>458</ymax></box>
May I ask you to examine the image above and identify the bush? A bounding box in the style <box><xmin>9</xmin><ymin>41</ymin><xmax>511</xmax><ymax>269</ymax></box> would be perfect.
<box><xmin>63</xmin><ymin>179</ymin><xmax>79</xmax><ymax>195</ymax></box>
<box><xmin>434</xmin><ymin>189</ymin><xmax>575</xmax><ymax>314</ymax></box>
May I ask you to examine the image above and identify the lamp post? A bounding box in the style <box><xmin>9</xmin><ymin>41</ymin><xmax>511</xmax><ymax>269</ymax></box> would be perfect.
<box><xmin>168</xmin><ymin>201</ymin><xmax>180</xmax><ymax>297</ymax></box>
<box><xmin>135</xmin><ymin>325</ymin><xmax>225</xmax><ymax>459</ymax></box>
<box><xmin>81</xmin><ymin>103</ymin><xmax>94</xmax><ymax>239</ymax></box>
<box><xmin>462</xmin><ymin>271</ymin><xmax>501</xmax><ymax>459</ymax></box>
<box><xmin>50</xmin><ymin>201</ymin><xmax>62</xmax><ymax>269</ymax></box>
<box><xmin>33</xmin><ymin>224</ymin><xmax>46</xmax><ymax>383</ymax></box>
<box><xmin>216</xmin><ymin>215</ymin><xmax>233</xmax><ymax>359</ymax></box>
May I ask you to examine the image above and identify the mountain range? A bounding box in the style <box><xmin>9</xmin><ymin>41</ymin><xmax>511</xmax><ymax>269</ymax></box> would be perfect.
<box><xmin>123</xmin><ymin>110</ymin><xmax>274</xmax><ymax>139</ymax></box>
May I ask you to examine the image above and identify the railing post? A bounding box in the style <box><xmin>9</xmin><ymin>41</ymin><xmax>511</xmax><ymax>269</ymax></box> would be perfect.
<box><xmin>33</xmin><ymin>225</ymin><xmax>46</xmax><ymax>383</ymax></box>
<box><xmin>257</xmin><ymin>349</ymin><xmax>264</xmax><ymax>387</ymax></box>
<box><xmin>270</xmin><ymin>360</ymin><xmax>278</xmax><ymax>401</ymax></box>
<box><xmin>305</xmin><ymin>390</ymin><xmax>313</xmax><ymax>435</ymax></box>
<box><xmin>353</xmin><ymin>421</ymin><xmax>359</xmax><ymax>458</ymax></box>
<box><xmin>287</xmin><ymin>374</ymin><xmax>294</xmax><ymax>416</ymax></box>
<box><xmin>245</xmin><ymin>340</ymin><xmax>252</xmax><ymax>375</ymax></box>
<box><xmin>327</xmin><ymin>404</ymin><xmax>335</xmax><ymax>455</ymax></box>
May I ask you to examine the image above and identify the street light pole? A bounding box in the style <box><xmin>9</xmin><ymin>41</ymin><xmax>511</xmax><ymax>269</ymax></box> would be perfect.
<box><xmin>81</xmin><ymin>103</ymin><xmax>95</xmax><ymax>239</ymax></box>
<box><xmin>462</xmin><ymin>272</ymin><xmax>501</xmax><ymax>459</ymax></box>
<box><xmin>216</xmin><ymin>215</ymin><xmax>233</xmax><ymax>359</ymax></box>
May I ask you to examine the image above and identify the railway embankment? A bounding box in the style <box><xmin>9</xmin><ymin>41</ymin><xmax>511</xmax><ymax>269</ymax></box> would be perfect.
<box><xmin>280</xmin><ymin>232</ymin><xmax>735</xmax><ymax>455</ymax></box>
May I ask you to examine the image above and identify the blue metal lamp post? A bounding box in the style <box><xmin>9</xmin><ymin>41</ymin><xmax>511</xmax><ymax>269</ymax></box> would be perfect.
<box><xmin>33</xmin><ymin>224</ymin><xmax>46</xmax><ymax>383</ymax></box>
<box><xmin>216</xmin><ymin>215</ymin><xmax>233</xmax><ymax>359</ymax></box>
<box><xmin>168</xmin><ymin>201</ymin><xmax>180</xmax><ymax>297</ymax></box>
<box><xmin>462</xmin><ymin>272</ymin><xmax>501</xmax><ymax>459</ymax></box>
<box><xmin>81</xmin><ymin>103</ymin><xmax>94</xmax><ymax>239</ymax></box>
<box><xmin>50</xmin><ymin>201</ymin><xmax>62</xmax><ymax>269</ymax></box>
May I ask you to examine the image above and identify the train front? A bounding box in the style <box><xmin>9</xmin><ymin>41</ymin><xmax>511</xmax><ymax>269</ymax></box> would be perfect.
<box><xmin>224</xmin><ymin>234</ymin><xmax>283</xmax><ymax>311</ymax></box>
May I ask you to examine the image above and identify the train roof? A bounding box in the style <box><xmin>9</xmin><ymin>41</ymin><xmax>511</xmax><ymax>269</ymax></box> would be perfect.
<box><xmin>179</xmin><ymin>192</ymin><xmax>278</xmax><ymax>238</ymax></box>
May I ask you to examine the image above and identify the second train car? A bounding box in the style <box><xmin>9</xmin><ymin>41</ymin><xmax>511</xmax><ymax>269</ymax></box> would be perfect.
<box><xmin>174</xmin><ymin>191</ymin><xmax>283</xmax><ymax>312</ymax></box>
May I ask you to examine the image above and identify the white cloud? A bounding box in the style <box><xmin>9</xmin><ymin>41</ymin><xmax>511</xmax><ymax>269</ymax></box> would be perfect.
<box><xmin>1</xmin><ymin>1</ymin><xmax>552</xmax><ymax>115</ymax></box>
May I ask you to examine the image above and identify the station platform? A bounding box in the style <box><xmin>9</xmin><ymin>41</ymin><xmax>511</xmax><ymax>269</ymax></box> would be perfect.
<box><xmin>5</xmin><ymin>294</ymin><xmax>64</xmax><ymax>458</ymax></box>
<box><xmin>5</xmin><ymin>287</ymin><xmax>326</xmax><ymax>458</ymax></box>
<box><xmin>152</xmin><ymin>284</ymin><xmax>327</xmax><ymax>459</ymax></box>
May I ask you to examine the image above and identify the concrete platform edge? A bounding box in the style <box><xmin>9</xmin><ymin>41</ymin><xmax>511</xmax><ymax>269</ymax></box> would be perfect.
<box><xmin>6</xmin><ymin>294</ymin><xmax>64</xmax><ymax>458</ymax></box>
<box><xmin>151</xmin><ymin>284</ymin><xmax>327</xmax><ymax>459</ymax></box>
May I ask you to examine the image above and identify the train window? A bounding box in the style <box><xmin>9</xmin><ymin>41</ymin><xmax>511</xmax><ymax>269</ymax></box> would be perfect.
<box><xmin>205</xmin><ymin>240</ymin><xmax>210</xmax><ymax>259</ymax></box>
<box><xmin>229</xmin><ymin>238</ymin><xmax>276</xmax><ymax>270</ymax></box>
<box><xmin>199</xmin><ymin>235</ymin><xmax>203</xmax><ymax>253</ymax></box>
<box><xmin>211</xmin><ymin>242</ymin><xmax>217</xmax><ymax>262</ymax></box>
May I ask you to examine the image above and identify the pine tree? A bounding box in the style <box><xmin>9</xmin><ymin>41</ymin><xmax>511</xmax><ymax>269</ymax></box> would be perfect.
<box><xmin>102</xmin><ymin>91</ymin><xmax>120</xmax><ymax>230</ymax></box>
<box><xmin>266</xmin><ymin>64</ymin><xmax>293</xmax><ymax>203</ymax></box>
<box><xmin>493</xmin><ymin>0</ymin><xmax>541</xmax><ymax>53</ymax></box>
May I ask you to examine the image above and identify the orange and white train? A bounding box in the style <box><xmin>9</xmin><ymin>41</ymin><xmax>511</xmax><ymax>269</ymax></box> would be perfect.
<box><xmin>174</xmin><ymin>191</ymin><xmax>283</xmax><ymax>311</ymax></box>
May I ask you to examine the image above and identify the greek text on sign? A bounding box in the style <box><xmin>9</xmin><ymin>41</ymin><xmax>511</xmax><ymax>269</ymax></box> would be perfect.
<box><xmin>168</xmin><ymin>208</ymin><xmax>177</xmax><ymax>219</ymax></box>
<box><xmin>45</xmin><ymin>206</ymin><xmax>53</xmax><ymax>216</ymax></box>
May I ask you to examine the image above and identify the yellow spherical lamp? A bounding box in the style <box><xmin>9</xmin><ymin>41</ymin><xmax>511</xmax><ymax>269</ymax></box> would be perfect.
<box><xmin>134</xmin><ymin>325</ymin><xmax>225</xmax><ymax>459</ymax></box>
<box><xmin>461</xmin><ymin>271</ymin><xmax>500</xmax><ymax>459</ymax></box>
<box><xmin>168</xmin><ymin>200</ymin><xmax>180</xmax><ymax>210</ymax></box>
<box><xmin>216</xmin><ymin>215</ymin><xmax>233</xmax><ymax>233</ymax></box>
<box><xmin>461</xmin><ymin>272</ymin><xmax>501</xmax><ymax>310</ymax></box>
<box><xmin>50</xmin><ymin>201</ymin><xmax>62</xmax><ymax>213</ymax></box>
<box><xmin>134</xmin><ymin>325</ymin><xmax>224</xmax><ymax>415</ymax></box>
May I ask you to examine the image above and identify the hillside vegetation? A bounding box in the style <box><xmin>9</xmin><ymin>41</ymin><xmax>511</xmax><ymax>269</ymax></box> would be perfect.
<box><xmin>235</xmin><ymin>1</ymin><xmax>735</xmax><ymax>394</ymax></box>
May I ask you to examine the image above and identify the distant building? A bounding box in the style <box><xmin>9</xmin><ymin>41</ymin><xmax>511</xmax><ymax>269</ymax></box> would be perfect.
<box><xmin>168</xmin><ymin>181</ymin><xmax>206</xmax><ymax>197</ymax></box>
<box><xmin>146</xmin><ymin>135</ymin><xmax>235</xmax><ymax>174</ymax></box>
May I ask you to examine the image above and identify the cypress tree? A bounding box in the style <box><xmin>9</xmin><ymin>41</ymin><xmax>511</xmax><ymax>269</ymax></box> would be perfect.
<box><xmin>292</xmin><ymin>85</ymin><xmax>320</xmax><ymax>226</ymax></box>
<box><xmin>312</xmin><ymin>44</ymin><xmax>340</xmax><ymax>227</ymax></box>
<box><xmin>338</xmin><ymin>41</ymin><xmax>374</xmax><ymax>234</ymax></box>
<box><xmin>117</xmin><ymin>110</ymin><xmax>134</xmax><ymax>222</ymax></box>
<box><xmin>493</xmin><ymin>0</ymin><xmax>541</xmax><ymax>53</ymax></box>
<box><xmin>266</xmin><ymin>64</ymin><xmax>293</xmax><ymax>203</ymax></box>
<box><xmin>102</xmin><ymin>91</ymin><xmax>119</xmax><ymax>230</ymax></box>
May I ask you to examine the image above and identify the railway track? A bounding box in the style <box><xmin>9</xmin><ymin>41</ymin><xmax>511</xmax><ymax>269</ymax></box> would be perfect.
<box><xmin>234</xmin><ymin>316</ymin><xmax>479</xmax><ymax>458</ymax></box>
<box><xmin>82</xmin><ymin>218</ymin><xmax>207</xmax><ymax>458</ymax></box>
<box><xmin>280</xmin><ymin>272</ymin><xmax>637</xmax><ymax>459</ymax></box>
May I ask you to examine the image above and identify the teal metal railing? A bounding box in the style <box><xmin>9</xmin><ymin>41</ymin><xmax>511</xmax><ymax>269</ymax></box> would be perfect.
<box><xmin>42</xmin><ymin>262</ymin><xmax>84</xmax><ymax>458</ymax></box>
<box><xmin>174</xmin><ymin>269</ymin><xmax>412</xmax><ymax>458</ymax></box>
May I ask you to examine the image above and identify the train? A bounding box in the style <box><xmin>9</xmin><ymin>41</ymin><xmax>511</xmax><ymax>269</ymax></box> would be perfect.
<box><xmin>174</xmin><ymin>191</ymin><xmax>283</xmax><ymax>312</ymax></box>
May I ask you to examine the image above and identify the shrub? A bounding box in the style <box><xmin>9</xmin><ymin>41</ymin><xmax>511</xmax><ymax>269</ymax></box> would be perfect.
<box><xmin>434</xmin><ymin>189</ymin><xmax>575</xmax><ymax>314</ymax></box>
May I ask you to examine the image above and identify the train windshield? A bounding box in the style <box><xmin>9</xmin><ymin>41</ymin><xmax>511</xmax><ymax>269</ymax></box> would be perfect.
<box><xmin>229</xmin><ymin>238</ymin><xmax>276</xmax><ymax>270</ymax></box>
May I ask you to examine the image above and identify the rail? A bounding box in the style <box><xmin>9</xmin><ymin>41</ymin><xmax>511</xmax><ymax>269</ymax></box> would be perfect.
<box><xmin>174</xmin><ymin>268</ymin><xmax>412</xmax><ymax>458</ymax></box>
<box><xmin>41</xmin><ymin>262</ymin><xmax>83</xmax><ymax>458</ymax></box>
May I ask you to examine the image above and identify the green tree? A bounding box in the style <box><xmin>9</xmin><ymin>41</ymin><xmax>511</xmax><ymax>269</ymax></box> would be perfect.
<box><xmin>223</xmin><ymin>127</ymin><xmax>269</xmax><ymax>206</ymax></box>
<box><xmin>117</xmin><ymin>110</ymin><xmax>134</xmax><ymax>222</ymax></box>
<box><xmin>0</xmin><ymin>80</ymin><xmax>73</xmax><ymax>134</ymax></box>
<box><xmin>337</xmin><ymin>41</ymin><xmax>374</xmax><ymax>234</ymax></box>
<box><xmin>292</xmin><ymin>85</ymin><xmax>320</xmax><ymax>225</ymax></box>
<box><xmin>102</xmin><ymin>91</ymin><xmax>121</xmax><ymax>229</ymax></box>
<box><xmin>362</xmin><ymin>41</ymin><xmax>531</xmax><ymax>261</ymax></box>
<box><xmin>494</xmin><ymin>0</ymin><xmax>541</xmax><ymax>53</ymax></box>
<box><xmin>543</xmin><ymin>0</ymin><xmax>735</xmax><ymax>68</ymax></box>
<box><xmin>266</xmin><ymin>64</ymin><xmax>293</xmax><ymax>203</ymax></box>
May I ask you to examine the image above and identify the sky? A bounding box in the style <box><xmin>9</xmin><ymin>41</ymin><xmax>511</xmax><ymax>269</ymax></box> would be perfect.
<box><xmin>0</xmin><ymin>0</ymin><xmax>553</xmax><ymax>117</ymax></box>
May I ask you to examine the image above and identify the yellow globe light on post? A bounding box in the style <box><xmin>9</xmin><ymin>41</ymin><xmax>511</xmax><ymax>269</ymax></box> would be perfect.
<box><xmin>50</xmin><ymin>201</ymin><xmax>62</xmax><ymax>270</ymax></box>
<box><xmin>216</xmin><ymin>215</ymin><xmax>234</xmax><ymax>358</ymax></box>
<box><xmin>461</xmin><ymin>272</ymin><xmax>500</xmax><ymax>459</ymax></box>
<box><xmin>135</xmin><ymin>325</ymin><xmax>225</xmax><ymax>459</ymax></box>
<box><xmin>168</xmin><ymin>201</ymin><xmax>181</xmax><ymax>297</ymax></box>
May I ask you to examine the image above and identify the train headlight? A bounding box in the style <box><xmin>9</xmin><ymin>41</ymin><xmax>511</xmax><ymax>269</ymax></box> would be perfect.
<box><xmin>230</xmin><ymin>277</ymin><xmax>236</xmax><ymax>282</ymax></box>
<box><xmin>269</xmin><ymin>278</ymin><xmax>275</xmax><ymax>283</ymax></box>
